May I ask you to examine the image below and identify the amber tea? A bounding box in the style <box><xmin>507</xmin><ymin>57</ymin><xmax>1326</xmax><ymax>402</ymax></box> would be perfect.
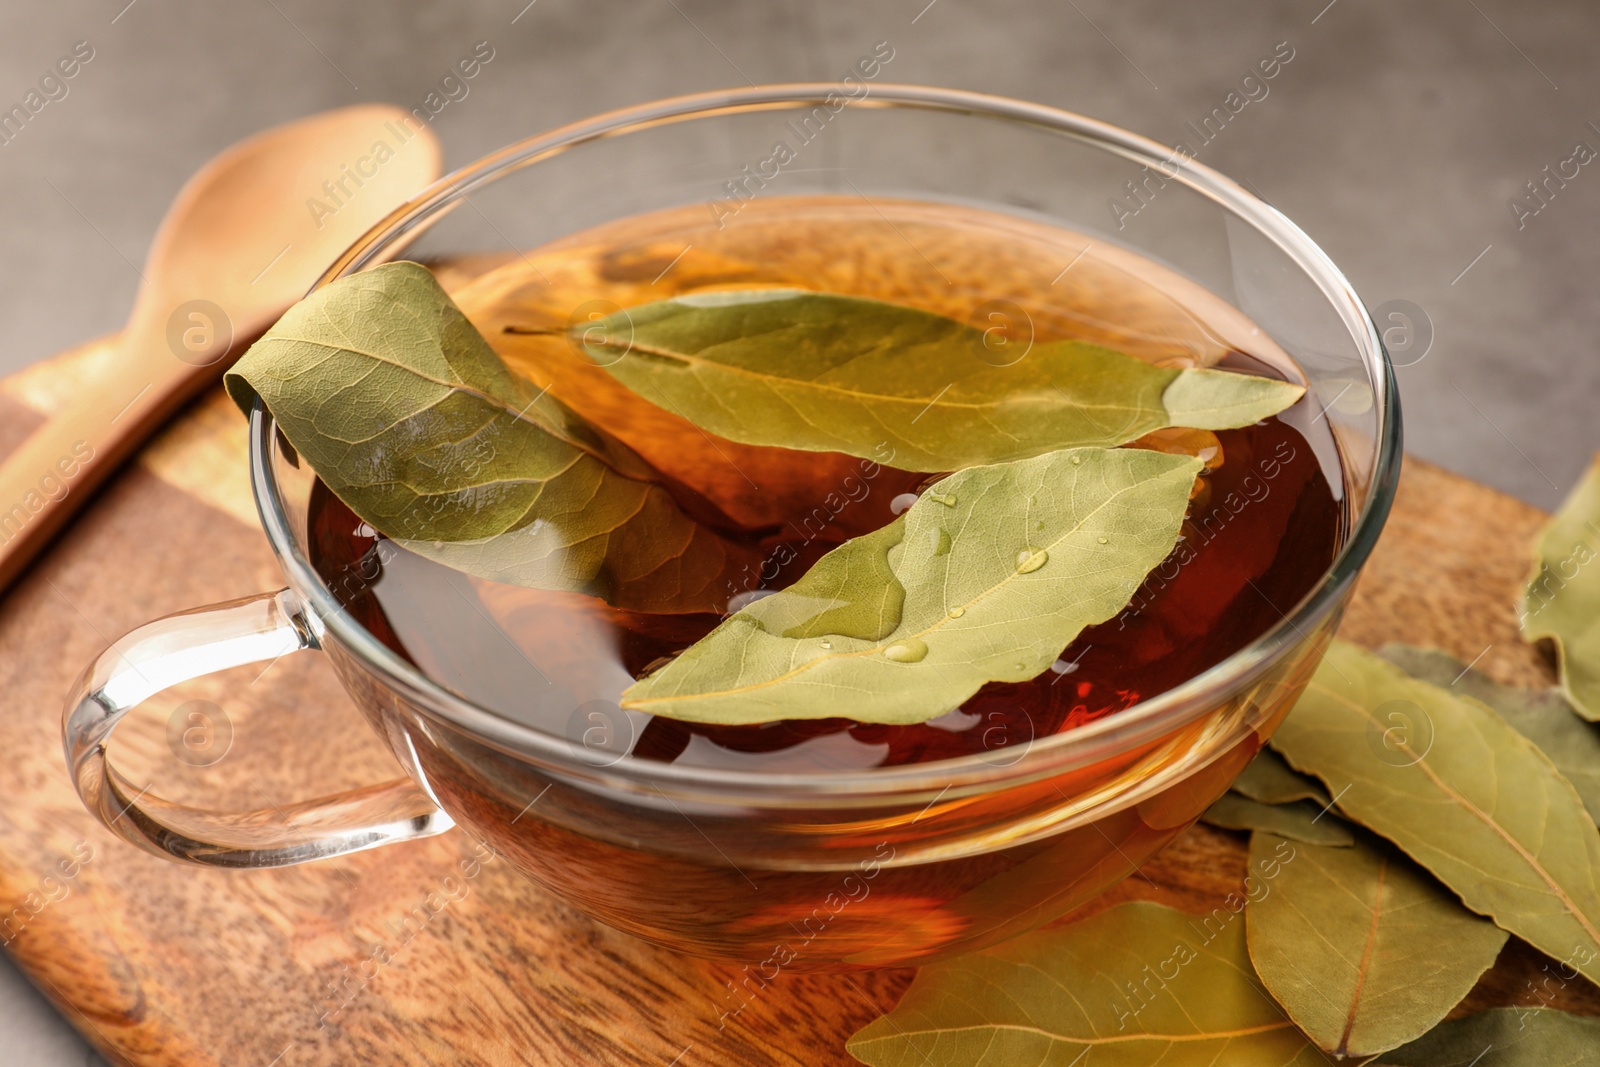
<box><xmin>300</xmin><ymin>195</ymin><xmax>1344</xmax><ymax>966</ymax></box>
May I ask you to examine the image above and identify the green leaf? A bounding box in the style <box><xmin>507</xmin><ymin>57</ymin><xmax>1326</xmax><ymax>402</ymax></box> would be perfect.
<box><xmin>847</xmin><ymin>900</ymin><xmax>1324</xmax><ymax>1066</ymax></box>
<box><xmin>1200</xmin><ymin>794</ymin><xmax>1355</xmax><ymax>847</ymax></box>
<box><xmin>1379</xmin><ymin>644</ymin><xmax>1600</xmax><ymax>826</ymax></box>
<box><xmin>224</xmin><ymin>262</ymin><xmax>757</xmax><ymax>614</ymax></box>
<box><xmin>1376</xmin><ymin>1008</ymin><xmax>1600</xmax><ymax>1066</ymax></box>
<box><xmin>1522</xmin><ymin>456</ymin><xmax>1600</xmax><ymax>721</ymax></box>
<box><xmin>1246</xmin><ymin>831</ymin><xmax>1508</xmax><ymax>1058</ymax></box>
<box><xmin>1233</xmin><ymin>748</ymin><xmax>1331</xmax><ymax>806</ymax></box>
<box><xmin>1270</xmin><ymin>640</ymin><xmax>1600</xmax><ymax>989</ymax></box>
<box><xmin>583</xmin><ymin>290</ymin><xmax>1305</xmax><ymax>471</ymax></box>
<box><xmin>621</xmin><ymin>447</ymin><xmax>1201</xmax><ymax>725</ymax></box>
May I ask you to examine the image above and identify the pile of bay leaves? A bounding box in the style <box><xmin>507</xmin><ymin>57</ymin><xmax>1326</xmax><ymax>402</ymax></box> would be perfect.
<box><xmin>849</xmin><ymin>464</ymin><xmax>1600</xmax><ymax>1066</ymax></box>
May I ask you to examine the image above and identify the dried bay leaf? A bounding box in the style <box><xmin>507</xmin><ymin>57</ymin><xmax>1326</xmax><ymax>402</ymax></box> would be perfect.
<box><xmin>1233</xmin><ymin>748</ymin><xmax>1331</xmax><ymax>806</ymax></box>
<box><xmin>452</xmin><ymin>257</ymin><xmax>885</xmax><ymax>534</ymax></box>
<box><xmin>624</xmin><ymin>447</ymin><xmax>1198</xmax><ymax>723</ymax></box>
<box><xmin>1271</xmin><ymin>640</ymin><xmax>1600</xmax><ymax>989</ymax></box>
<box><xmin>1246</xmin><ymin>831</ymin><xmax>1508</xmax><ymax>1058</ymax></box>
<box><xmin>1200</xmin><ymin>793</ymin><xmax>1355</xmax><ymax>847</ymax></box>
<box><xmin>1376</xmin><ymin>1007</ymin><xmax>1600</xmax><ymax>1066</ymax></box>
<box><xmin>584</xmin><ymin>290</ymin><xmax>1305</xmax><ymax>471</ymax></box>
<box><xmin>1380</xmin><ymin>644</ymin><xmax>1600</xmax><ymax>825</ymax></box>
<box><xmin>621</xmin><ymin>447</ymin><xmax>1200</xmax><ymax>725</ymax></box>
<box><xmin>847</xmin><ymin>900</ymin><xmax>1324</xmax><ymax>1066</ymax></box>
<box><xmin>225</xmin><ymin>262</ymin><xmax>757</xmax><ymax>613</ymax></box>
<box><xmin>1522</xmin><ymin>456</ymin><xmax>1600</xmax><ymax>721</ymax></box>
<box><xmin>450</xmin><ymin>195</ymin><xmax>1274</xmax><ymax>533</ymax></box>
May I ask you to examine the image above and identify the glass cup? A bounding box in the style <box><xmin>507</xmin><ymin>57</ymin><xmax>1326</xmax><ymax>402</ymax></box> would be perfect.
<box><xmin>64</xmin><ymin>85</ymin><xmax>1399</xmax><ymax>970</ymax></box>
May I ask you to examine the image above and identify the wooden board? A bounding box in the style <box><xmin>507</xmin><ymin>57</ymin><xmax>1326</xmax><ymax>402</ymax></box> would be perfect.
<box><xmin>1</xmin><ymin>326</ymin><xmax>1595</xmax><ymax>1067</ymax></box>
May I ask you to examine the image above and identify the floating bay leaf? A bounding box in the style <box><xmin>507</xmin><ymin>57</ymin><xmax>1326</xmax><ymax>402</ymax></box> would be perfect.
<box><xmin>1376</xmin><ymin>1007</ymin><xmax>1600</xmax><ymax>1066</ymax></box>
<box><xmin>1233</xmin><ymin>748</ymin><xmax>1331</xmax><ymax>806</ymax></box>
<box><xmin>847</xmin><ymin>900</ymin><xmax>1323</xmax><ymax>1066</ymax></box>
<box><xmin>1270</xmin><ymin>640</ymin><xmax>1600</xmax><ymax>989</ymax></box>
<box><xmin>224</xmin><ymin>262</ymin><xmax>756</xmax><ymax>613</ymax></box>
<box><xmin>622</xmin><ymin>447</ymin><xmax>1200</xmax><ymax>725</ymax></box>
<box><xmin>1246</xmin><ymin>831</ymin><xmax>1508</xmax><ymax>1058</ymax></box>
<box><xmin>1521</xmin><ymin>456</ymin><xmax>1600</xmax><ymax>721</ymax></box>
<box><xmin>1380</xmin><ymin>644</ymin><xmax>1600</xmax><ymax>825</ymax></box>
<box><xmin>1200</xmin><ymin>793</ymin><xmax>1354</xmax><ymax>846</ymax></box>
<box><xmin>456</xmin><ymin>260</ymin><xmax>896</xmax><ymax>534</ymax></box>
<box><xmin>583</xmin><ymin>290</ymin><xmax>1304</xmax><ymax>471</ymax></box>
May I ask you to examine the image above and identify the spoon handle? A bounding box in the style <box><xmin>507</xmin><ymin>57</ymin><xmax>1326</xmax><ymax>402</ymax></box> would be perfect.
<box><xmin>0</xmin><ymin>332</ymin><xmax>223</xmax><ymax>595</ymax></box>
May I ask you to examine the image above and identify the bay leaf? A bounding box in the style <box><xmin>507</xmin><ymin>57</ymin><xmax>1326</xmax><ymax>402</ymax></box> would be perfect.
<box><xmin>582</xmin><ymin>289</ymin><xmax>1305</xmax><ymax>471</ymax></box>
<box><xmin>1233</xmin><ymin>748</ymin><xmax>1332</xmax><ymax>806</ymax></box>
<box><xmin>454</xmin><ymin>255</ymin><xmax>898</xmax><ymax>535</ymax></box>
<box><xmin>1376</xmin><ymin>1007</ymin><xmax>1600</xmax><ymax>1066</ymax></box>
<box><xmin>1246</xmin><ymin>831</ymin><xmax>1508</xmax><ymax>1058</ymax></box>
<box><xmin>1379</xmin><ymin>644</ymin><xmax>1600</xmax><ymax>825</ymax></box>
<box><xmin>847</xmin><ymin>900</ymin><xmax>1324</xmax><ymax>1066</ymax></box>
<box><xmin>621</xmin><ymin>447</ymin><xmax>1201</xmax><ymax>725</ymax></box>
<box><xmin>1270</xmin><ymin>639</ymin><xmax>1600</xmax><ymax>989</ymax></box>
<box><xmin>1521</xmin><ymin>456</ymin><xmax>1600</xmax><ymax>721</ymax></box>
<box><xmin>1200</xmin><ymin>793</ymin><xmax>1355</xmax><ymax>847</ymax></box>
<box><xmin>453</xmin><ymin>195</ymin><xmax>1274</xmax><ymax>532</ymax></box>
<box><xmin>224</xmin><ymin>261</ymin><xmax>757</xmax><ymax>613</ymax></box>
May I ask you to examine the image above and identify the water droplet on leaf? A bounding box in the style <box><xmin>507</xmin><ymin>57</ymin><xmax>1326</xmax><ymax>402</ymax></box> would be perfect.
<box><xmin>1015</xmin><ymin>548</ymin><xmax>1049</xmax><ymax>573</ymax></box>
<box><xmin>947</xmin><ymin>606</ymin><xmax>966</xmax><ymax>619</ymax></box>
<box><xmin>890</xmin><ymin>492</ymin><xmax>919</xmax><ymax>515</ymax></box>
<box><xmin>926</xmin><ymin>492</ymin><xmax>957</xmax><ymax>507</ymax></box>
<box><xmin>883</xmin><ymin>638</ymin><xmax>929</xmax><ymax>663</ymax></box>
<box><xmin>929</xmin><ymin>527</ymin><xmax>952</xmax><ymax>556</ymax></box>
<box><xmin>1096</xmin><ymin>536</ymin><xmax>1108</xmax><ymax>544</ymax></box>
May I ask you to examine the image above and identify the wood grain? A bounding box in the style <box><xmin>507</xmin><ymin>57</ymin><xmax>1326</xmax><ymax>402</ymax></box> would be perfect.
<box><xmin>1</xmin><ymin>305</ymin><xmax>1594</xmax><ymax>1067</ymax></box>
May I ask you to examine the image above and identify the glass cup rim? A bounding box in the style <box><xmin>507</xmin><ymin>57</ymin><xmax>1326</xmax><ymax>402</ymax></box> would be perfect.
<box><xmin>245</xmin><ymin>83</ymin><xmax>1401</xmax><ymax>801</ymax></box>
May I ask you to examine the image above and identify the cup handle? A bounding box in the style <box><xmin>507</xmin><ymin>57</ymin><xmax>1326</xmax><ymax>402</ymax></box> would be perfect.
<box><xmin>63</xmin><ymin>588</ymin><xmax>454</xmax><ymax>868</ymax></box>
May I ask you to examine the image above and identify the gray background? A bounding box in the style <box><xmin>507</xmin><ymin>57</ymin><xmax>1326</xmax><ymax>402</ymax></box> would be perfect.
<box><xmin>3</xmin><ymin>0</ymin><xmax>1597</xmax><ymax>1062</ymax></box>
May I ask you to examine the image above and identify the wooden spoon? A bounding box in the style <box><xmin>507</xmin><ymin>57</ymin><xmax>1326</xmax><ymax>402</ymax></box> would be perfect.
<box><xmin>0</xmin><ymin>104</ymin><xmax>440</xmax><ymax>595</ymax></box>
